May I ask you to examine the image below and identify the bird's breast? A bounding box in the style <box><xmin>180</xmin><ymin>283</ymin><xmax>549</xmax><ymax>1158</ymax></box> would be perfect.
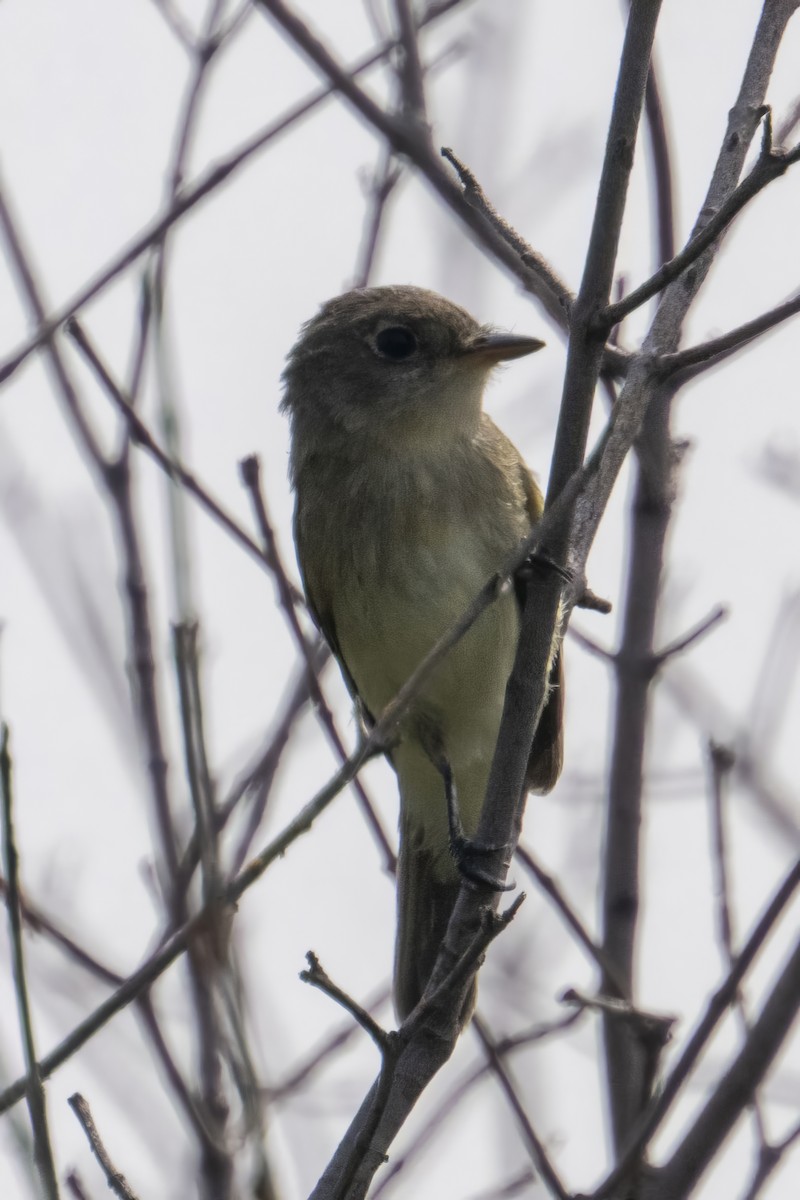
<box><xmin>300</xmin><ymin>444</ymin><xmax>529</xmax><ymax>719</ymax></box>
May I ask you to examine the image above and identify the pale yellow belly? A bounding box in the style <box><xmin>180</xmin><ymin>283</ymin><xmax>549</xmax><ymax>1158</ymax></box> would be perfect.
<box><xmin>334</xmin><ymin>526</ymin><xmax>521</xmax><ymax>864</ymax></box>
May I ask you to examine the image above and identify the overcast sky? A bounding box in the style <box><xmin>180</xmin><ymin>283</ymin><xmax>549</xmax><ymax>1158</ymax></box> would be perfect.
<box><xmin>1</xmin><ymin>3</ymin><xmax>799</xmax><ymax>1197</ymax></box>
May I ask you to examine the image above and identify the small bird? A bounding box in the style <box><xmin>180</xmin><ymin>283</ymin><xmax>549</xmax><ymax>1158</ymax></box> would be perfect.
<box><xmin>281</xmin><ymin>285</ymin><xmax>563</xmax><ymax>1022</ymax></box>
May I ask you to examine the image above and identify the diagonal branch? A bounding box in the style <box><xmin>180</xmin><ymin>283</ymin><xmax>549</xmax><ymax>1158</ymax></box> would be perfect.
<box><xmin>595</xmin><ymin>852</ymin><xmax>800</xmax><ymax>1197</ymax></box>
<box><xmin>599</xmin><ymin>109</ymin><xmax>800</xmax><ymax>330</ymax></box>
<box><xmin>0</xmin><ymin>0</ymin><xmax>467</xmax><ymax>388</ymax></box>
<box><xmin>252</xmin><ymin>0</ymin><xmax>622</xmax><ymax>343</ymax></box>
<box><xmin>657</xmin><ymin>288</ymin><xmax>800</xmax><ymax>379</ymax></box>
<box><xmin>648</xmin><ymin>934</ymin><xmax>800</xmax><ymax>1200</ymax></box>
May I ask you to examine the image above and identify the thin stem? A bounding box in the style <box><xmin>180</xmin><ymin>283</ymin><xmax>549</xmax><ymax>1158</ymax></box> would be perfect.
<box><xmin>1</xmin><ymin>725</ymin><xmax>60</xmax><ymax>1200</ymax></box>
<box><xmin>596</xmin><ymin>853</ymin><xmax>800</xmax><ymax>1196</ymax></box>
<box><xmin>648</xmin><ymin>934</ymin><xmax>800</xmax><ymax>1200</ymax></box>
<box><xmin>472</xmin><ymin>1017</ymin><xmax>570</xmax><ymax>1200</ymax></box>
<box><xmin>600</xmin><ymin>113</ymin><xmax>800</xmax><ymax>329</ymax></box>
<box><xmin>68</xmin><ymin>1093</ymin><xmax>140</xmax><ymax>1200</ymax></box>
<box><xmin>0</xmin><ymin>0</ymin><xmax>468</xmax><ymax>387</ymax></box>
<box><xmin>658</xmin><ymin>289</ymin><xmax>800</xmax><ymax>379</ymax></box>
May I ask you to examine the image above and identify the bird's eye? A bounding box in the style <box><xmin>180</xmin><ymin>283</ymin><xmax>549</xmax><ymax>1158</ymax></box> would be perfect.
<box><xmin>374</xmin><ymin>326</ymin><xmax>417</xmax><ymax>360</ymax></box>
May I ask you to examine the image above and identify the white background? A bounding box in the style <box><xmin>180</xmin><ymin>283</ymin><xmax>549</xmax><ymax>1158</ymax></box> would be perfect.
<box><xmin>1</xmin><ymin>2</ymin><xmax>799</xmax><ymax>1197</ymax></box>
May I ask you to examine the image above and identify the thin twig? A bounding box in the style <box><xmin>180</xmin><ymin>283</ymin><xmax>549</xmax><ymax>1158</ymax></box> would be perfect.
<box><xmin>352</xmin><ymin>148</ymin><xmax>403</xmax><ymax>289</ymax></box>
<box><xmin>226</xmin><ymin>665</ymin><xmax>317</xmax><ymax>875</ymax></box>
<box><xmin>440</xmin><ymin>145</ymin><xmax>575</xmax><ymax>326</ymax></box>
<box><xmin>68</xmin><ymin>1093</ymin><xmax>140</xmax><ymax>1200</ymax></box>
<box><xmin>706</xmin><ymin>741</ymin><xmax>769</xmax><ymax>1146</ymax></box>
<box><xmin>595</xmin><ymin>852</ymin><xmax>800</xmax><ymax>1197</ymax></box>
<box><xmin>515</xmin><ymin>845</ymin><xmax>628</xmax><ymax>995</ymax></box>
<box><xmin>472</xmin><ymin>1016</ymin><xmax>570</xmax><ymax>1200</ymax></box>
<box><xmin>65</xmin><ymin>318</ymin><xmax>288</xmax><ymax>578</ymax></box>
<box><xmin>0</xmin><ymin>0</ymin><xmax>469</xmax><ymax>387</ymax></box>
<box><xmin>658</xmin><ymin>289</ymin><xmax>800</xmax><ymax>379</ymax></box>
<box><xmin>0</xmin><ymin>177</ymin><xmax>104</xmax><ymax>465</ymax></box>
<box><xmin>267</xmin><ymin>985</ymin><xmax>392</xmax><ymax>1101</ymax></box>
<box><xmin>300</xmin><ymin>953</ymin><xmax>391</xmax><ymax>1052</ymax></box>
<box><xmin>600</xmin><ymin>111</ymin><xmax>800</xmax><ymax>329</ymax></box>
<box><xmin>738</xmin><ymin>1118</ymin><xmax>800</xmax><ymax>1200</ymax></box>
<box><xmin>1</xmin><ymin>725</ymin><xmax>60</xmax><ymax>1200</ymax></box>
<box><xmin>65</xmin><ymin>1171</ymin><xmax>92</xmax><ymax>1200</ymax></box>
<box><xmin>654</xmin><ymin>605</ymin><xmax>729</xmax><ymax>666</ymax></box>
<box><xmin>392</xmin><ymin>0</ymin><xmax>429</xmax><ymax>125</ymax></box>
<box><xmin>647</xmin><ymin>933</ymin><xmax>800</xmax><ymax>1200</ymax></box>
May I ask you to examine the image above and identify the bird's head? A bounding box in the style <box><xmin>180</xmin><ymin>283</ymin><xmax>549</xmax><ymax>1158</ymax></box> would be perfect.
<box><xmin>282</xmin><ymin>285</ymin><xmax>543</xmax><ymax>454</ymax></box>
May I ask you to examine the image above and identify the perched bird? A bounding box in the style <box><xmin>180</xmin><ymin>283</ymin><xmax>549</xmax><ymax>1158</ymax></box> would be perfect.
<box><xmin>281</xmin><ymin>285</ymin><xmax>563</xmax><ymax>1021</ymax></box>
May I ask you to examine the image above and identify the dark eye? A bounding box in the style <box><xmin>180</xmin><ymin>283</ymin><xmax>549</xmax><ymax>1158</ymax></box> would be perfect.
<box><xmin>374</xmin><ymin>326</ymin><xmax>417</xmax><ymax>360</ymax></box>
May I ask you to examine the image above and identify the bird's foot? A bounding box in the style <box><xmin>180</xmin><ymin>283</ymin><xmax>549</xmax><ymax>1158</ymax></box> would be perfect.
<box><xmin>449</xmin><ymin>833</ymin><xmax>515</xmax><ymax>892</ymax></box>
<box><xmin>441</xmin><ymin>758</ymin><xmax>513</xmax><ymax>892</ymax></box>
<box><xmin>516</xmin><ymin>551</ymin><xmax>573</xmax><ymax>588</ymax></box>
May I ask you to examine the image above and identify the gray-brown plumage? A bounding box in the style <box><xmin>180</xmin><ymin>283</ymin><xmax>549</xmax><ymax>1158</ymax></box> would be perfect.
<box><xmin>281</xmin><ymin>285</ymin><xmax>563</xmax><ymax>1022</ymax></box>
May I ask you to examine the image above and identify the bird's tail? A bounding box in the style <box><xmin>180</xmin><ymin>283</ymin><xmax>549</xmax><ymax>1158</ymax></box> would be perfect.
<box><xmin>394</xmin><ymin>830</ymin><xmax>476</xmax><ymax>1024</ymax></box>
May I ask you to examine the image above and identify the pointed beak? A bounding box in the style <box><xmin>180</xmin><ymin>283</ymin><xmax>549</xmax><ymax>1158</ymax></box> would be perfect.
<box><xmin>461</xmin><ymin>332</ymin><xmax>545</xmax><ymax>362</ymax></box>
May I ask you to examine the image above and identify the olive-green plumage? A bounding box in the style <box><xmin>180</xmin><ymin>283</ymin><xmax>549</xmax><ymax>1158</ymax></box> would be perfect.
<box><xmin>282</xmin><ymin>286</ymin><xmax>562</xmax><ymax>1022</ymax></box>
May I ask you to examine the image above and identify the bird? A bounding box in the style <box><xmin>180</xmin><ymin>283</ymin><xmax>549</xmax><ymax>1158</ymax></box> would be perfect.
<box><xmin>281</xmin><ymin>285</ymin><xmax>563</xmax><ymax>1022</ymax></box>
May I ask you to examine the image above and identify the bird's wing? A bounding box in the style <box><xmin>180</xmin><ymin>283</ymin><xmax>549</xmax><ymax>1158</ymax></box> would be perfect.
<box><xmin>294</xmin><ymin>525</ymin><xmax>376</xmax><ymax>732</ymax></box>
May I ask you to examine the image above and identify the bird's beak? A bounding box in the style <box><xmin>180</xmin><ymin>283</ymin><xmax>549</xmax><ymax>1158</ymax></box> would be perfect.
<box><xmin>461</xmin><ymin>332</ymin><xmax>545</xmax><ymax>362</ymax></box>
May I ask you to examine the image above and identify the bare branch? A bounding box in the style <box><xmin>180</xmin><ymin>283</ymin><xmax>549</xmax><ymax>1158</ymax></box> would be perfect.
<box><xmin>657</xmin><ymin>289</ymin><xmax>800</xmax><ymax>379</ymax></box>
<box><xmin>392</xmin><ymin>0</ymin><xmax>429</xmax><ymax>125</ymax></box>
<box><xmin>64</xmin><ymin>318</ymin><xmax>289</xmax><ymax>577</ymax></box>
<box><xmin>440</xmin><ymin>145</ymin><xmax>575</xmax><ymax>331</ymax></box>
<box><xmin>0</xmin><ymin>0</ymin><xmax>466</xmax><ymax>387</ymax></box>
<box><xmin>653</xmin><ymin>604</ymin><xmax>728</xmax><ymax>666</ymax></box>
<box><xmin>267</xmin><ymin>985</ymin><xmax>392</xmax><ymax>1101</ymax></box>
<box><xmin>648</xmin><ymin>933</ymin><xmax>800</xmax><ymax>1200</ymax></box>
<box><xmin>68</xmin><ymin>1093</ymin><xmax>140</xmax><ymax>1200</ymax></box>
<box><xmin>472</xmin><ymin>1016</ymin><xmax>571</xmax><ymax>1200</ymax></box>
<box><xmin>705</xmin><ymin>740</ymin><xmax>769</xmax><ymax>1147</ymax></box>
<box><xmin>1</xmin><ymin>725</ymin><xmax>60</xmax><ymax>1200</ymax></box>
<box><xmin>642</xmin><ymin>44</ymin><xmax>676</xmax><ymax>269</ymax></box>
<box><xmin>374</xmin><ymin>1011</ymin><xmax>583</xmax><ymax>1198</ymax></box>
<box><xmin>595</xmin><ymin>853</ymin><xmax>800</xmax><ymax>1196</ymax></box>
<box><xmin>300</xmin><ymin>952</ymin><xmax>391</xmax><ymax>1053</ymax></box>
<box><xmin>0</xmin><ymin>176</ymin><xmax>104</xmax><ymax>465</ymax></box>
<box><xmin>600</xmin><ymin>110</ymin><xmax>800</xmax><ymax>330</ymax></box>
<box><xmin>352</xmin><ymin>148</ymin><xmax>403</xmax><ymax>289</ymax></box>
<box><xmin>516</xmin><ymin>845</ymin><xmax>627</xmax><ymax>995</ymax></box>
<box><xmin>739</xmin><ymin>1118</ymin><xmax>800</xmax><ymax>1200</ymax></box>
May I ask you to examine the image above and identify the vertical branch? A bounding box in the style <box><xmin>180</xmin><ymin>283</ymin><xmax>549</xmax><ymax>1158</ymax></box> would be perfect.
<box><xmin>1</xmin><ymin>725</ymin><xmax>60</xmax><ymax>1200</ymax></box>
<box><xmin>151</xmin><ymin>0</ymin><xmax>229</xmax><ymax>625</ymax></box>
<box><xmin>107</xmin><ymin>455</ymin><xmax>182</xmax><ymax>892</ymax></box>
<box><xmin>472</xmin><ymin>0</ymin><xmax>664</xmax><ymax>891</ymax></box>
<box><xmin>599</xmin><ymin>0</ymin><xmax>800</xmax><ymax>1160</ymax></box>
<box><xmin>706</xmin><ymin>742</ymin><xmax>769</xmax><ymax>1145</ymax></box>
<box><xmin>545</xmin><ymin>0</ymin><xmax>664</xmax><ymax>511</ymax></box>
<box><xmin>392</xmin><ymin>0</ymin><xmax>429</xmax><ymax>125</ymax></box>
<box><xmin>352</xmin><ymin>147</ymin><xmax>403</xmax><ymax>289</ymax></box>
<box><xmin>600</xmin><ymin>375</ymin><xmax>676</xmax><ymax>1156</ymax></box>
<box><xmin>173</xmin><ymin>621</ymin><xmax>219</xmax><ymax>905</ymax></box>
